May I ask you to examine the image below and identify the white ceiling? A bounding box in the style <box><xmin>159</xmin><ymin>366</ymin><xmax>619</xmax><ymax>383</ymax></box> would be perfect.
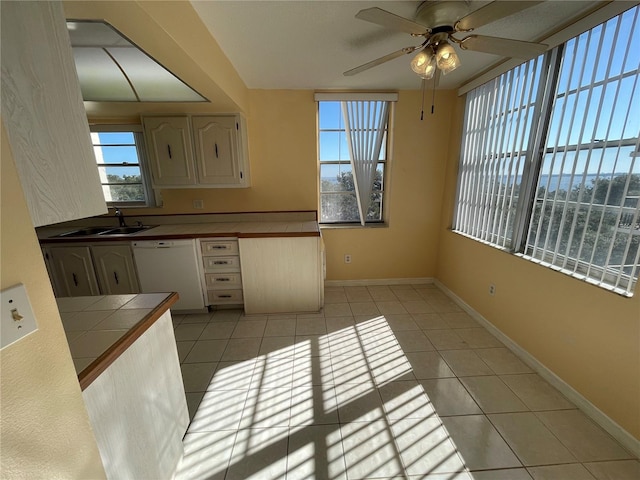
<box><xmin>190</xmin><ymin>0</ymin><xmax>603</xmax><ymax>91</ymax></box>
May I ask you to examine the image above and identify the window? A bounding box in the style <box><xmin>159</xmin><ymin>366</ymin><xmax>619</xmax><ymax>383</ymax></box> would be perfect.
<box><xmin>454</xmin><ymin>6</ymin><xmax>640</xmax><ymax>296</ymax></box>
<box><xmin>90</xmin><ymin>125</ymin><xmax>155</xmax><ymax>207</ymax></box>
<box><xmin>316</xmin><ymin>94</ymin><xmax>396</xmax><ymax>225</ymax></box>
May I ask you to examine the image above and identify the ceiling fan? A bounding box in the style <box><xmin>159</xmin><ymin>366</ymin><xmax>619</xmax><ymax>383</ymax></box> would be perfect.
<box><xmin>344</xmin><ymin>1</ymin><xmax>549</xmax><ymax>80</ymax></box>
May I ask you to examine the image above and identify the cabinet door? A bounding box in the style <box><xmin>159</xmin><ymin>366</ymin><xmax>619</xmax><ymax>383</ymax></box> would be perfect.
<box><xmin>92</xmin><ymin>245</ymin><xmax>140</xmax><ymax>295</ymax></box>
<box><xmin>1</xmin><ymin>1</ymin><xmax>107</xmax><ymax>226</ymax></box>
<box><xmin>50</xmin><ymin>247</ymin><xmax>100</xmax><ymax>297</ymax></box>
<box><xmin>239</xmin><ymin>237</ymin><xmax>322</xmax><ymax>314</ymax></box>
<box><xmin>192</xmin><ymin>116</ymin><xmax>244</xmax><ymax>185</ymax></box>
<box><xmin>143</xmin><ymin>117</ymin><xmax>196</xmax><ymax>186</ymax></box>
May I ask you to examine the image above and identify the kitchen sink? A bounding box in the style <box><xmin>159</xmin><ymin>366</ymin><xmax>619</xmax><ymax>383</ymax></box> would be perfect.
<box><xmin>55</xmin><ymin>227</ymin><xmax>114</xmax><ymax>237</ymax></box>
<box><xmin>99</xmin><ymin>226</ymin><xmax>156</xmax><ymax>235</ymax></box>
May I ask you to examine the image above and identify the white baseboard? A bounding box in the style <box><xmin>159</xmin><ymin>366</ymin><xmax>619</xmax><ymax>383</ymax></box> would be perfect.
<box><xmin>434</xmin><ymin>279</ymin><xmax>640</xmax><ymax>459</ymax></box>
<box><xmin>325</xmin><ymin>277</ymin><xmax>434</xmax><ymax>287</ymax></box>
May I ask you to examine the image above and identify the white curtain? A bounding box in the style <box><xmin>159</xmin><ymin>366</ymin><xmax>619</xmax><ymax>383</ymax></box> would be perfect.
<box><xmin>341</xmin><ymin>100</ymin><xmax>389</xmax><ymax>225</ymax></box>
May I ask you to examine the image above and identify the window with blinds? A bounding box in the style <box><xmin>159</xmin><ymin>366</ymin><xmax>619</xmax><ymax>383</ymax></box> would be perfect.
<box><xmin>454</xmin><ymin>5</ymin><xmax>640</xmax><ymax>296</ymax></box>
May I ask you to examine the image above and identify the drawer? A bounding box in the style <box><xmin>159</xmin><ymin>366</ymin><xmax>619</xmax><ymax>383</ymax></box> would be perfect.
<box><xmin>201</xmin><ymin>240</ymin><xmax>239</xmax><ymax>256</ymax></box>
<box><xmin>207</xmin><ymin>289</ymin><xmax>243</xmax><ymax>304</ymax></box>
<box><xmin>203</xmin><ymin>255</ymin><xmax>240</xmax><ymax>272</ymax></box>
<box><xmin>205</xmin><ymin>272</ymin><xmax>242</xmax><ymax>289</ymax></box>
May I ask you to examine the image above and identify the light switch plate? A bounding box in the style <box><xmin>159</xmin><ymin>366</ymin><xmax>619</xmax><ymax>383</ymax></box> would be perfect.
<box><xmin>1</xmin><ymin>284</ymin><xmax>38</xmax><ymax>349</ymax></box>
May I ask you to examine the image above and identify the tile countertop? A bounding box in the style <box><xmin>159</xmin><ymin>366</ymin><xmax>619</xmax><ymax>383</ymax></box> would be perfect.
<box><xmin>57</xmin><ymin>292</ymin><xmax>179</xmax><ymax>390</ymax></box>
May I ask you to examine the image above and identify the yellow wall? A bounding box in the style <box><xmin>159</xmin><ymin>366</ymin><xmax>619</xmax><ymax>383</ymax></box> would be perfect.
<box><xmin>119</xmin><ymin>89</ymin><xmax>456</xmax><ymax>281</ymax></box>
<box><xmin>436</xmin><ymin>96</ymin><xmax>640</xmax><ymax>440</ymax></box>
<box><xmin>148</xmin><ymin>90</ymin><xmax>319</xmax><ymax>214</ymax></box>
<box><xmin>0</xmin><ymin>123</ymin><xmax>106</xmax><ymax>478</ymax></box>
<box><xmin>324</xmin><ymin>90</ymin><xmax>456</xmax><ymax>280</ymax></box>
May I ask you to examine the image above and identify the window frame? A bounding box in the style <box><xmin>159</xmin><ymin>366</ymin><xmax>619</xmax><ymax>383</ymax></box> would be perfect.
<box><xmin>316</xmin><ymin>95</ymin><xmax>395</xmax><ymax>226</ymax></box>
<box><xmin>453</xmin><ymin>6</ymin><xmax>640</xmax><ymax>296</ymax></box>
<box><xmin>90</xmin><ymin>124</ymin><xmax>156</xmax><ymax>208</ymax></box>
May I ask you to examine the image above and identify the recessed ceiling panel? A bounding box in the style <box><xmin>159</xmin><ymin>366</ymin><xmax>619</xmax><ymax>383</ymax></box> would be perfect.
<box><xmin>106</xmin><ymin>47</ymin><xmax>207</xmax><ymax>102</ymax></box>
<box><xmin>67</xmin><ymin>21</ymin><xmax>130</xmax><ymax>47</ymax></box>
<box><xmin>73</xmin><ymin>48</ymin><xmax>137</xmax><ymax>101</ymax></box>
<box><xmin>66</xmin><ymin>20</ymin><xmax>207</xmax><ymax>102</ymax></box>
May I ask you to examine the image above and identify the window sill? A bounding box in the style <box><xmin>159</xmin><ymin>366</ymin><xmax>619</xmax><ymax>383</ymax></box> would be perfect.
<box><xmin>320</xmin><ymin>222</ymin><xmax>388</xmax><ymax>230</ymax></box>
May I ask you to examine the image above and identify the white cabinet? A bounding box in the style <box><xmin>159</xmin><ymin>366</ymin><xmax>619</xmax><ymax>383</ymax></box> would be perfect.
<box><xmin>1</xmin><ymin>1</ymin><xmax>107</xmax><ymax>227</ymax></box>
<box><xmin>49</xmin><ymin>246</ymin><xmax>101</xmax><ymax>297</ymax></box>
<box><xmin>142</xmin><ymin>114</ymin><xmax>250</xmax><ymax>188</ymax></box>
<box><xmin>142</xmin><ymin>116</ymin><xmax>196</xmax><ymax>186</ymax></box>
<box><xmin>192</xmin><ymin>116</ymin><xmax>247</xmax><ymax>185</ymax></box>
<box><xmin>200</xmin><ymin>239</ymin><xmax>243</xmax><ymax>306</ymax></box>
<box><xmin>239</xmin><ymin>237</ymin><xmax>323</xmax><ymax>314</ymax></box>
<box><xmin>46</xmin><ymin>243</ymin><xmax>139</xmax><ymax>297</ymax></box>
<box><xmin>83</xmin><ymin>311</ymin><xmax>188</xmax><ymax>479</ymax></box>
<box><xmin>92</xmin><ymin>245</ymin><xmax>140</xmax><ymax>295</ymax></box>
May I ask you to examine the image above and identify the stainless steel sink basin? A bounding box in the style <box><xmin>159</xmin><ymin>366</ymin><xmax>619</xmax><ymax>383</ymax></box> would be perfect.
<box><xmin>99</xmin><ymin>226</ymin><xmax>156</xmax><ymax>235</ymax></box>
<box><xmin>55</xmin><ymin>227</ymin><xmax>113</xmax><ymax>237</ymax></box>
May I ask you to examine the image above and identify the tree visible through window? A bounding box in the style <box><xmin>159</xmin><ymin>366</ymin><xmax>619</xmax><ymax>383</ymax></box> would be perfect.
<box><xmin>91</xmin><ymin>126</ymin><xmax>153</xmax><ymax>206</ymax></box>
<box><xmin>318</xmin><ymin>99</ymin><xmax>391</xmax><ymax>224</ymax></box>
<box><xmin>454</xmin><ymin>6</ymin><xmax>640</xmax><ymax>296</ymax></box>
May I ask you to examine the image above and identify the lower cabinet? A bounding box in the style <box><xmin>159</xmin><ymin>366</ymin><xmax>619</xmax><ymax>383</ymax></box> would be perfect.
<box><xmin>47</xmin><ymin>246</ymin><xmax>100</xmax><ymax>297</ymax></box>
<box><xmin>239</xmin><ymin>236</ymin><xmax>323</xmax><ymax>314</ymax></box>
<box><xmin>44</xmin><ymin>243</ymin><xmax>139</xmax><ymax>297</ymax></box>
<box><xmin>92</xmin><ymin>245</ymin><xmax>140</xmax><ymax>295</ymax></box>
<box><xmin>200</xmin><ymin>238</ymin><xmax>243</xmax><ymax>306</ymax></box>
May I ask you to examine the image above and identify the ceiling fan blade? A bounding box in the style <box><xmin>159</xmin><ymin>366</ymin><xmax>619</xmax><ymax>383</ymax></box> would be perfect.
<box><xmin>356</xmin><ymin>7</ymin><xmax>430</xmax><ymax>35</ymax></box>
<box><xmin>456</xmin><ymin>1</ymin><xmax>544</xmax><ymax>31</ymax></box>
<box><xmin>459</xmin><ymin>35</ymin><xmax>548</xmax><ymax>59</ymax></box>
<box><xmin>344</xmin><ymin>48</ymin><xmax>414</xmax><ymax>76</ymax></box>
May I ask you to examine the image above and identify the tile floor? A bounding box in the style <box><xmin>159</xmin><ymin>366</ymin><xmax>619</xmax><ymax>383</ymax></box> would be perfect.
<box><xmin>172</xmin><ymin>284</ymin><xmax>639</xmax><ymax>480</ymax></box>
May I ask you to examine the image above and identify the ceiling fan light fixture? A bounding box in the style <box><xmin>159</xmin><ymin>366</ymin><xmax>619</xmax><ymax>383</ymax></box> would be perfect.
<box><xmin>410</xmin><ymin>47</ymin><xmax>436</xmax><ymax>79</ymax></box>
<box><xmin>436</xmin><ymin>41</ymin><xmax>461</xmax><ymax>75</ymax></box>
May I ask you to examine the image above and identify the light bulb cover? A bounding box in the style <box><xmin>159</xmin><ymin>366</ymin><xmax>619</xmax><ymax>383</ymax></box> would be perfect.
<box><xmin>410</xmin><ymin>47</ymin><xmax>435</xmax><ymax>76</ymax></box>
<box><xmin>436</xmin><ymin>42</ymin><xmax>461</xmax><ymax>75</ymax></box>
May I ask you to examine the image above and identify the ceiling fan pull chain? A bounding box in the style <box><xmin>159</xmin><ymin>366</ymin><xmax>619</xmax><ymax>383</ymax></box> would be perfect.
<box><xmin>420</xmin><ymin>77</ymin><xmax>427</xmax><ymax>121</ymax></box>
<box><xmin>431</xmin><ymin>70</ymin><xmax>438</xmax><ymax>115</ymax></box>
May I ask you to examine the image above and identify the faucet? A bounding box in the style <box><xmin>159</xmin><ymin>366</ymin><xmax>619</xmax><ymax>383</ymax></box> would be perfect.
<box><xmin>114</xmin><ymin>208</ymin><xmax>127</xmax><ymax>227</ymax></box>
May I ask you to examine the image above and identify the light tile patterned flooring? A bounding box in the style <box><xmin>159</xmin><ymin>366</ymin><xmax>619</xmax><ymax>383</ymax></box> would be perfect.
<box><xmin>172</xmin><ymin>284</ymin><xmax>639</xmax><ymax>480</ymax></box>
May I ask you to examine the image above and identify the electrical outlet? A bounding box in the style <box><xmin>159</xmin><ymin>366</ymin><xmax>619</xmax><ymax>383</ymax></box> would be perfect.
<box><xmin>1</xmin><ymin>284</ymin><xmax>38</xmax><ymax>349</ymax></box>
<box><xmin>489</xmin><ymin>284</ymin><xmax>496</xmax><ymax>296</ymax></box>
<box><xmin>344</xmin><ymin>254</ymin><xmax>352</xmax><ymax>264</ymax></box>
<box><xmin>193</xmin><ymin>199</ymin><xmax>204</xmax><ymax>209</ymax></box>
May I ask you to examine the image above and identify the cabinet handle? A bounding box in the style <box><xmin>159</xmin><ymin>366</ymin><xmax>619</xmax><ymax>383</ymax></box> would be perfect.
<box><xmin>72</xmin><ymin>273</ymin><xmax>78</xmax><ymax>287</ymax></box>
<box><xmin>167</xmin><ymin>144</ymin><xmax>172</xmax><ymax>159</ymax></box>
<box><xmin>114</xmin><ymin>271</ymin><xmax>119</xmax><ymax>285</ymax></box>
<box><xmin>211</xmin><ymin>245</ymin><xmax>226</xmax><ymax>250</ymax></box>
<box><xmin>213</xmin><ymin>261</ymin><xmax>229</xmax><ymax>265</ymax></box>
<box><xmin>215</xmin><ymin>278</ymin><xmax>230</xmax><ymax>282</ymax></box>
<box><xmin>214</xmin><ymin>143</ymin><xmax>219</xmax><ymax>158</ymax></box>
<box><xmin>218</xmin><ymin>294</ymin><xmax>232</xmax><ymax>298</ymax></box>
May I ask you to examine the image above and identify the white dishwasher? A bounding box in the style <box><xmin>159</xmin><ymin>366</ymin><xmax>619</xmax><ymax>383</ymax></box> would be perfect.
<box><xmin>132</xmin><ymin>239</ymin><xmax>205</xmax><ymax>311</ymax></box>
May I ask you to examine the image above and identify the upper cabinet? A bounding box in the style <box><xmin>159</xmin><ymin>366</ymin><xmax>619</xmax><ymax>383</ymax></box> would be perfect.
<box><xmin>143</xmin><ymin>117</ymin><xmax>196</xmax><ymax>186</ymax></box>
<box><xmin>143</xmin><ymin>114</ymin><xmax>250</xmax><ymax>188</ymax></box>
<box><xmin>0</xmin><ymin>1</ymin><xmax>107</xmax><ymax>227</ymax></box>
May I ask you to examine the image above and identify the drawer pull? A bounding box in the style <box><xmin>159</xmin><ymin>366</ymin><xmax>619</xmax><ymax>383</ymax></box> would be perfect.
<box><xmin>213</xmin><ymin>261</ymin><xmax>229</xmax><ymax>265</ymax></box>
<box><xmin>211</xmin><ymin>245</ymin><xmax>227</xmax><ymax>250</ymax></box>
<box><xmin>218</xmin><ymin>294</ymin><xmax>232</xmax><ymax>298</ymax></box>
<box><xmin>215</xmin><ymin>278</ymin><xmax>230</xmax><ymax>282</ymax></box>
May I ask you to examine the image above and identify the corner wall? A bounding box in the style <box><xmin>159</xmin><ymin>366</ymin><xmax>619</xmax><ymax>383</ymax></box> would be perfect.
<box><xmin>436</xmin><ymin>96</ymin><xmax>640</xmax><ymax>441</ymax></box>
<box><xmin>324</xmin><ymin>90</ymin><xmax>456</xmax><ymax>281</ymax></box>
<box><xmin>0</xmin><ymin>122</ymin><xmax>105</xmax><ymax>478</ymax></box>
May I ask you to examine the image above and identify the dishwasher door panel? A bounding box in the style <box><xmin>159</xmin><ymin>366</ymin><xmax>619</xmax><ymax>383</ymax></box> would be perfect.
<box><xmin>132</xmin><ymin>239</ymin><xmax>205</xmax><ymax>311</ymax></box>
